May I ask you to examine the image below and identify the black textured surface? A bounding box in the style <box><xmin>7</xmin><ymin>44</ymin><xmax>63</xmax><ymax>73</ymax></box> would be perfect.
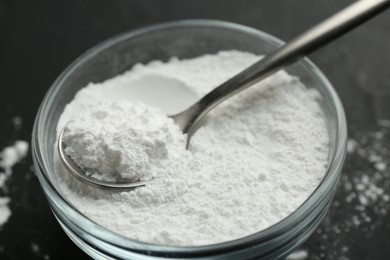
<box><xmin>0</xmin><ymin>0</ymin><xmax>389</xmax><ymax>259</ymax></box>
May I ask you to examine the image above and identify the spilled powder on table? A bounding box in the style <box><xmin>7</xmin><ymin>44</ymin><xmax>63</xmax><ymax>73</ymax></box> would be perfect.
<box><xmin>295</xmin><ymin>119</ymin><xmax>390</xmax><ymax>260</ymax></box>
<box><xmin>341</xmin><ymin>120</ymin><xmax>390</xmax><ymax>229</ymax></box>
<box><xmin>0</xmin><ymin>140</ymin><xmax>29</xmax><ymax>227</ymax></box>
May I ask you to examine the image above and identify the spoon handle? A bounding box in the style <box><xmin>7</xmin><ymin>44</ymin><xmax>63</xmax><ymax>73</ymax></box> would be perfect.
<box><xmin>177</xmin><ymin>0</ymin><xmax>390</xmax><ymax>134</ymax></box>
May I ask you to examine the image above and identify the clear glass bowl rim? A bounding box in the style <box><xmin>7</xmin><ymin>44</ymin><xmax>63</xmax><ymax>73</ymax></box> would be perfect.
<box><xmin>32</xmin><ymin>19</ymin><xmax>347</xmax><ymax>255</ymax></box>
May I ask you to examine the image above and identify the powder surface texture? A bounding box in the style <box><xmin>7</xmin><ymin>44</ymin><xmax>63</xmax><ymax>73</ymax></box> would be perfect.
<box><xmin>56</xmin><ymin>51</ymin><xmax>329</xmax><ymax>246</ymax></box>
<box><xmin>63</xmin><ymin>101</ymin><xmax>184</xmax><ymax>182</ymax></box>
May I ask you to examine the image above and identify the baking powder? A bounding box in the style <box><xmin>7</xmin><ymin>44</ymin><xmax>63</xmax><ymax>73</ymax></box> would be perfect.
<box><xmin>56</xmin><ymin>51</ymin><xmax>329</xmax><ymax>246</ymax></box>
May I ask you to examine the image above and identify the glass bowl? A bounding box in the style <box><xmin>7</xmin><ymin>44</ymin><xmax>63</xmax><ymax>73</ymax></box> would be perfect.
<box><xmin>32</xmin><ymin>20</ymin><xmax>347</xmax><ymax>259</ymax></box>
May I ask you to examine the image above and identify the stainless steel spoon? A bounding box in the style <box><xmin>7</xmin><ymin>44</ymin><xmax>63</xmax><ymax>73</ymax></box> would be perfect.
<box><xmin>58</xmin><ymin>0</ymin><xmax>390</xmax><ymax>190</ymax></box>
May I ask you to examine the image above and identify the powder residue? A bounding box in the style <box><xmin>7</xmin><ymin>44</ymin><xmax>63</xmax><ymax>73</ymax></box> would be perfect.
<box><xmin>56</xmin><ymin>50</ymin><xmax>329</xmax><ymax>246</ymax></box>
<box><xmin>0</xmin><ymin>140</ymin><xmax>29</xmax><ymax>227</ymax></box>
<box><xmin>302</xmin><ymin>119</ymin><xmax>390</xmax><ymax>260</ymax></box>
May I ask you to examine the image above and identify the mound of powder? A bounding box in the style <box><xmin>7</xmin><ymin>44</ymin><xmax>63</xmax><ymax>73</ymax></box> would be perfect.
<box><xmin>62</xmin><ymin>101</ymin><xmax>184</xmax><ymax>182</ymax></box>
<box><xmin>55</xmin><ymin>50</ymin><xmax>329</xmax><ymax>246</ymax></box>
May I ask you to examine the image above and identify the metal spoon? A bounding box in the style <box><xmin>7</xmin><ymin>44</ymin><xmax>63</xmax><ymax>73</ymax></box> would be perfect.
<box><xmin>58</xmin><ymin>0</ymin><xmax>390</xmax><ymax>190</ymax></box>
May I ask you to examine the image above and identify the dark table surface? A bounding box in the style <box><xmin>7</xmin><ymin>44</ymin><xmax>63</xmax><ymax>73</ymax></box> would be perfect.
<box><xmin>0</xmin><ymin>0</ymin><xmax>389</xmax><ymax>259</ymax></box>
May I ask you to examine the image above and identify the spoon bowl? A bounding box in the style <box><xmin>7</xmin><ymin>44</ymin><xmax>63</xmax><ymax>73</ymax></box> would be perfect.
<box><xmin>57</xmin><ymin>130</ymin><xmax>150</xmax><ymax>190</ymax></box>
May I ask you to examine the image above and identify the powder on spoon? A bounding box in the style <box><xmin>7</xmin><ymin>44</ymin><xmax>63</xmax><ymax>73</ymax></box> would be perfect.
<box><xmin>62</xmin><ymin>100</ymin><xmax>184</xmax><ymax>182</ymax></box>
<box><xmin>56</xmin><ymin>50</ymin><xmax>329</xmax><ymax>246</ymax></box>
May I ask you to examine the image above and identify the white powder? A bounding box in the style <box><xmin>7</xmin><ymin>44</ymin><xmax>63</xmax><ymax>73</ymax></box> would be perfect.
<box><xmin>0</xmin><ymin>140</ymin><xmax>29</xmax><ymax>227</ymax></box>
<box><xmin>0</xmin><ymin>141</ymin><xmax>29</xmax><ymax>176</ymax></box>
<box><xmin>286</xmin><ymin>249</ymin><xmax>309</xmax><ymax>260</ymax></box>
<box><xmin>0</xmin><ymin>197</ymin><xmax>11</xmax><ymax>227</ymax></box>
<box><xmin>342</xmin><ymin>120</ymin><xmax>390</xmax><ymax>222</ymax></box>
<box><xmin>306</xmin><ymin>120</ymin><xmax>390</xmax><ymax>260</ymax></box>
<box><xmin>56</xmin><ymin>50</ymin><xmax>329</xmax><ymax>246</ymax></box>
<box><xmin>63</xmin><ymin>101</ymin><xmax>185</xmax><ymax>182</ymax></box>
